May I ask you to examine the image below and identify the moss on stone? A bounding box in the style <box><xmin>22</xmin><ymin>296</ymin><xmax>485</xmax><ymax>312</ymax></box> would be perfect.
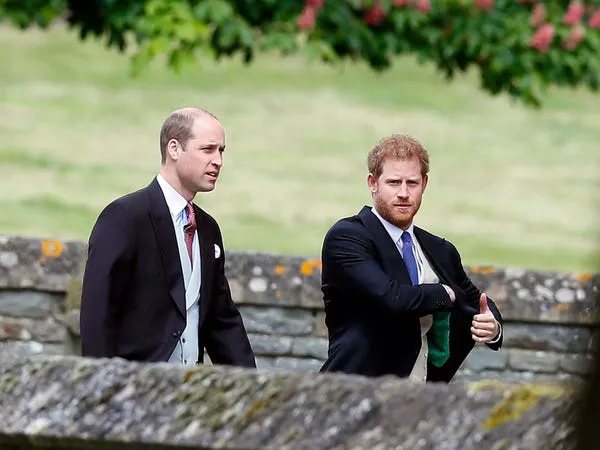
<box><xmin>69</xmin><ymin>360</ymin><xmax>93</xmax><ymax>384</ymax></box>
<box><xmin>282</xmin><ymin>425</ymin><xmax>301</xmax><ymax>443</ymax></box>
<box><xmin>235</xmin><ymin>377</ymin><xmax>288</xmax><ymax>431</ymax></box>
<box><xmin>472</xmin><ymin>382</ymin><xmax>569</xmax><ymax>430</ymax></box>
<box><xmin>238</xmin><ymin>390</ymin><xmax>278</xmax><ymax>428</ymax></box>
<box><xmin>0</xmin><ymin>374</ymin><xmax>19</xmax><ymax>395</ymax></box>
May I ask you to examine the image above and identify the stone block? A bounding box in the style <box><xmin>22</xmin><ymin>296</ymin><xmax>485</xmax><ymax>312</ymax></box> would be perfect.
<box><xmin>66</xmin><ymin>333</ymin><xmax>82</xmax><ymax>357</ymax></box>
<box><xmin>453</xmin><ymin>369</ymin><xmax>533</xmax><ymax>384</ymax></box>
<box><xmin>508</xmin><ymin>349</ymin><xmax>562</xmax><ymax>373</ymax></box>
<box><xmin>0</xmin><ymin>290</ymin><xmax>56</xmax><ymax>318</ymax></box>
<box><xmin>65</xmin><ymin>278</ymin><xmax>83</xmax><ymax>311</ymax></box>
<box><xmin>0</xmin><ymin>315</ymin><xmax>66</xmax><ymax>343</ymax></box>
<box><xmin>502</xmin><ymin>323</ymin><xmax>593</xmax><ymax>353</ymax></box>
<box><xmin>465</xmin><ymin>347</ymin><xmax>509</xmax><ymax>372</ymax></box>
<box><xmin>0</xmin><ymin>236</ymin><xmax>87</xmax><ymax>291</ymax></box>
<box><xmin>239</xmin><ymin>306</ymin><xmax>314</xmax><ymax>336</ymax></box>
<box><xmin>255</xmin><ymin>356</ymin><xmax>276</xmax><ymax>370</ymax></box>
<box><xmin>291</xmin><ymin>337</ymin><xmax>328</xmax><ymax>360</ymax></box>
<box><xmin>248</xmin><ymin>334</ymin><xmax>292</xmax><ymax>356</ymax></box>
<box><xmin>273</xmin><ymin>357</ymin><xmax>324</xmax><ymax>372</ymax></box>
<box><xmin>314</xmin><ymin>311</ymin><xmax>328</xmax><ymax>338</ymax></box>
<box><xmin>537</xmin><ymin>373</ymin><xmax>586</xmax><ymax>385</ymax></box>
<box><xmin>58</xmin><ymin>308</ymin><xmax>81</xmax><ymax>336</ymax></box>
<box><xmin>0</xmin><ymin>316</ymin><xmax>31</xmax><ymax>341</ymax></box>
<box><xmin>466</xmin><ymin>266</ymin><xmax>600</xmax><ymax>324</ymax></box>
<box><xmin>560</xmin><ymin>354</ymin><xmax>595</xmax><ymax>375</ymax></box>
<box><xmin>0</xmin><ymin>340</ymin><xmax>66</xmax><ymax>360</ymax></box>
<box><xmin>224</xmin><ymin>251</ymin><xmax>322</xmax><ymax>308</ymax></box>
<box><xmin>454</xmin><ymin>369</ymin><xmax>585</xmax><ymax>386</ymax></box>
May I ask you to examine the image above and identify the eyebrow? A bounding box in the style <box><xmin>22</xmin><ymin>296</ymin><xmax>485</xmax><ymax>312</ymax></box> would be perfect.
<box><xmin>386</xmin><ymin>176</ymin><xmax>420</xmax><ymax>181</ymax></box>
<box><xmin>201</xmin><ymin>142</ymin><xmax>226</xmax><ymax>151</ymax></box>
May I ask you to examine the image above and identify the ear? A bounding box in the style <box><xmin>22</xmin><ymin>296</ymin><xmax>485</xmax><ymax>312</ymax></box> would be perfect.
<box><xmin>367</xmin><ymin>173</ymin><xmax>378</xmax><ymax>193</ymax></box>
<box><xmin>422</xmin><ymin>174</ymin><xmax>428</xmax><ymax>191</ymax></box>
<box><xmin>166</xmin><ymin>139</ymin><xmax>181</xmax><ymax>162</ymax></box>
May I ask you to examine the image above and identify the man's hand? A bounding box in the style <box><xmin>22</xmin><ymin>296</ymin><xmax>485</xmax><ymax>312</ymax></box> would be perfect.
<box><xmin>471</xmin><ymin>293</ymin><xmax>499</xmax><ymax>343</ymax></box>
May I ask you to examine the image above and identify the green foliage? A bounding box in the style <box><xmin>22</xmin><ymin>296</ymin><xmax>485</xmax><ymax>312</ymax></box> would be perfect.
<box><xmin>1</xmin><ymin>0</ymin><xmax>599</xmax><ymax>107</ymax></box>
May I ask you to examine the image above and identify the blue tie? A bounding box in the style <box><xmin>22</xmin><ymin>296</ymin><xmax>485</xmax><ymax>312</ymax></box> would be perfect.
<box><xmin>401</xmin><ymin>231</ymin><xmax>419</xmax><ymax>285</ymax></box>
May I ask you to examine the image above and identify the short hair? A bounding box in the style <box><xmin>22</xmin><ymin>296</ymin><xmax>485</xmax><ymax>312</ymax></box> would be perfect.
<box><xmin>367</xmin><ymin>134</ymin><xmax>430</xmax><ymax>178</ymax></box>
<box><xmin>159</xmin><ymin>108</ymin><xmax>219</xmax><ymax>164</ymax></box>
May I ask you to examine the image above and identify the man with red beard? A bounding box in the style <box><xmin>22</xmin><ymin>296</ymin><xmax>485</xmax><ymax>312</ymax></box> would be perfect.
<box><xmin>319</xmin><ymin>134</ymin><xmax>503</xmax><ymax>382</ymax></box>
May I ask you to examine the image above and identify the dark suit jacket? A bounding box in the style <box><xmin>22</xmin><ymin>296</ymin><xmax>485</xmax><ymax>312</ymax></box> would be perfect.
<box><xmin>80</xmin><ymin>178</ymin><xmax>256</xmax><ymax>367</ymax></box>
<box><xmin>319</xmin><ymin>206</ymin><xmax>503</xmax><ymax>382</ymax></box>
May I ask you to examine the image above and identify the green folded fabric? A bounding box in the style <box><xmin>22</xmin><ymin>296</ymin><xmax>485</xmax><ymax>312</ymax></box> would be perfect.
<box><xmin>428</xmin><ymin>311</ymin><xmax>451</xmax><ymax>367</ymax></box>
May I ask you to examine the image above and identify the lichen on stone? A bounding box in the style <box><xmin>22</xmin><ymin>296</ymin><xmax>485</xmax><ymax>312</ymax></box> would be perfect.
<box><xmin>473</xmin><ymin>381</ymin><xmax>569</xmax><ymax>430</ymax></box>
<box><xmin>0</xmin><ymin>374</ymin><xmax>18</xmax><ymax>395</ymax></box>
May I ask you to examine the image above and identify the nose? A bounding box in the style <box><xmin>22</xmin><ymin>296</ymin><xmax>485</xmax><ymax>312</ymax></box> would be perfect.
<box><xmin>212</xmin><ymin>152</ymin><xmax>223</xmax><ymax>168</ymax></box>
<box><xmin>397</xmin><ymin>182</ymin><xmax>409</xmax><ymax>199</ymax></box>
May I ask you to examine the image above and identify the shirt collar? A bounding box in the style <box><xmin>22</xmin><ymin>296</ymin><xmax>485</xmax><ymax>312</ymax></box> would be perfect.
<box><xmin>370</xmin><ymin>206</ymin><xmax>415</xmax><ymax>245</ymax></box>
<box><xmin>156</xmin><ymin>173</ymin><xmax>188</xmax><ymax>219</ymax></box>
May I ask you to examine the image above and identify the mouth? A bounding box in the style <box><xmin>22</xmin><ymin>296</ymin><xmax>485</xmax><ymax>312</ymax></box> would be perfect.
<box><xmin>206</xmin><ymin>171</ymin><xmax>219</xmax><ymax>180</ymax></box>
<box><xmin>394</xmin><ymin>205</ymin><xmax>411</xmax><ymax>211</ymax></box>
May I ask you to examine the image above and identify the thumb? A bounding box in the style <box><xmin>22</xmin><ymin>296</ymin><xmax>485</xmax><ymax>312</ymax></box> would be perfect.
<box><xmin>479</xmin><ymin>293</ymin><xmax>489</xmax><ymax>313</ymax></box>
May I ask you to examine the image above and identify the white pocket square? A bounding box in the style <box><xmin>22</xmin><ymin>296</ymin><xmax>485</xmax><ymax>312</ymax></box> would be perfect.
<box><xmin>214</xmin><ymin>244</ymin><xmax>221</xmax><ymax>259</ymax></box>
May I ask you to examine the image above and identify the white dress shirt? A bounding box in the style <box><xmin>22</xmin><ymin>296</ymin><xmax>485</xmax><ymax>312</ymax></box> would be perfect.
<box><xmin>157</xmin><ymin>174</ymin><xmax>201</xmax><ymax>366</ymax></box>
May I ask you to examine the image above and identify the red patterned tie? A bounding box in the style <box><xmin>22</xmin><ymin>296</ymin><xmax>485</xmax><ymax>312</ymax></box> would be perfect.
<box><xmin>184</xmin><ymin>203</ymin><xmax>196</xmax><ymax>264</ymax></box>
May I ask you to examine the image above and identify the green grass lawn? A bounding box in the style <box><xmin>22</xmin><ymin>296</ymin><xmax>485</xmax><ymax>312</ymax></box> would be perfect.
<box><xmin>1</xmin><ymin>24</ymin><xmax>599</xmax><ymax>272</ymax></box>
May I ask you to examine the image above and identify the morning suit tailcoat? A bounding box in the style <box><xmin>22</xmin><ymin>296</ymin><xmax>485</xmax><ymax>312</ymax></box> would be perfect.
<box><xmin>80</xmin><ymin>178</ymin><xmax>256</xmax><ymax>367</ymax></box>
<box><xmin>319</xmin><ymin>206</ymin><xmax>503</xmax><ymax>382</ymax></box>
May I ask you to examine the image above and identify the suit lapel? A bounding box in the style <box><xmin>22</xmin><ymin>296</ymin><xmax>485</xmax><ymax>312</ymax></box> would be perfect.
<box><xmin>147</xmin><ymin>178</ymin><xmax>186</xmax><ymax>317</ymax></box>
<box><xmin>413</xmin><ymin>227</ymin><xmax>451</xmax><ymax>283</ymax></box>
<box><xmin>415</xmin><ymin>227</ymin><xmax>479</xmax><ymax>318</ymax></box>
<box><xmin>358</xmin><ymin>206</ymin><xmax>412</xmax><ymax>283</ymax></box>
<box><xmin>193</xmin><ymin>205</ymin><xmax>215</xmax><ymax>324</ymax></box>
<box><xmin>358</xmin><ymin>206</ymin><xmax>452</xmax><ymax>286</ymax></box>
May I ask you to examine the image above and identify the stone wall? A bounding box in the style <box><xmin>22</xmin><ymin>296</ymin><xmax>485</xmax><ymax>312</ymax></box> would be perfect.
<box><xmin>1</xmin><ymin>235</ymin><xmax>599</xmax><ymax>384</ymax></box>
<box><xmin>0</xmin><ymin>354</ymin><xmax>579</xmax><ymax>449</ymax></box>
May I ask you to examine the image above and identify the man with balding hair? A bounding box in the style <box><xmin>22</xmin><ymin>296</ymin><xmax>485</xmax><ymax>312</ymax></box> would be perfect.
<box><xmin>320</xmin><ymin>134</ymin><xmax>503</xmax><ymax>382</ymax></box>
<box><xmin>80</xmin><ymin>108</ymin><xmax>256</xmax><ymax>368</ymax></box>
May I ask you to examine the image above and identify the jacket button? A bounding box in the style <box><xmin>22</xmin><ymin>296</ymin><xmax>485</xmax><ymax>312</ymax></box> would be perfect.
<box><xmin>172</xmin><ymin>330</ymin><xmax>180</xmax><ymax>337</ymax></box>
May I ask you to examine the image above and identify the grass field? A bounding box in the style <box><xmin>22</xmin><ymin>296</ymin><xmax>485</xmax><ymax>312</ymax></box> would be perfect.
<box><xmin>1</xmin><ymin>24</ymin><xmax>599</xmax><ymax>272</ymax></box>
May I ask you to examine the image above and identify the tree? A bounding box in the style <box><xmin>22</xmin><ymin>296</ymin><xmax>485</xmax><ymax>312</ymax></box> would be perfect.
<box><xmin>1</xmin><ymin>0</ymin><xmax>599</xmax><ymax>107</ymax></box>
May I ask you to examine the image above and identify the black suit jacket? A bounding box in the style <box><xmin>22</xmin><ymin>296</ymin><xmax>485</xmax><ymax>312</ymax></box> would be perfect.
<box><xmin>80</xmin><ymin>178</ymin><xmax>256</xmax><ymax>367</ymax></box>
<box><xmin>319</xmin><ymin>206</ymin><xmax>503</xmax><ymax>382</ymax></box>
